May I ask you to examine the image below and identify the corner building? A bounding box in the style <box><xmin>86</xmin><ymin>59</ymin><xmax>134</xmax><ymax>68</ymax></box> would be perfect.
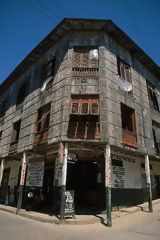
<box><xmin>0</xmin><ymin>18</ymin><xmax>160</xmax><ymax>215</ymax></box>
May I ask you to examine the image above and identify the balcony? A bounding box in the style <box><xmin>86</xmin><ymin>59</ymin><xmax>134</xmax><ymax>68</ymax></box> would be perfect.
<box><xmin>34</xmin><ymin>129</ymin><xmax>48</xmax><ymax>145</ymax></box>
<box><xmin>122</xmin><ymin>129</ymin><xmax>138</xmax><ymax>148</ymax></box>
<box><xmin>72</xmin><ymin>67</ymin><xmax>99</xmax><ymax>77</ymax></box>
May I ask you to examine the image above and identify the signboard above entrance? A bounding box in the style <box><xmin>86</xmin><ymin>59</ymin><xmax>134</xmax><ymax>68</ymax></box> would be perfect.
<box><xmin>111</xmin><ymin>153</ymin><xmax>135</xmax><ymax>164</ymax></box>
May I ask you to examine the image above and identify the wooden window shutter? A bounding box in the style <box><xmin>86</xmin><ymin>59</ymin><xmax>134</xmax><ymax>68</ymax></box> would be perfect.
<box><xmin>71</xmin><ymin>102</ymin><xmax>80</xmax><ymax>114</ymax></box>
<box><xmin>81</xmin><ymin>102</ymin><xmax>89</xmax><ymax>115</ymax></box>
<box><xmin>90</xmin><ymin>102</ymin><xmax>99</xmax><ymax>115</ymax></box>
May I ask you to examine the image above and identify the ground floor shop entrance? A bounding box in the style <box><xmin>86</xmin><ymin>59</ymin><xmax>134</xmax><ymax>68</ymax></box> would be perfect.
<box><xmin>66</xmin><ymin>159</ymin><xmax>105</xmax><ymax>214</ymax></box>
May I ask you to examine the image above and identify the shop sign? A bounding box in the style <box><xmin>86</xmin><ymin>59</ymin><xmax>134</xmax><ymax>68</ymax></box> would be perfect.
<box><xmin>64</xmin><ymin>190</ymin><xmax>75</xmax><ymax>217</ymax></box>
<box><xmin>26</xmin><ymin>162</ymin><xmax>44</xmax><ymax>187</ymax></box>
<box><xmin>111</xmin><ymin>153</ymin><xmax>135</xmax><ymax>163</ymax></box>
<box><xmin>112</xmin><ymin>166</ymin><xmax>125</xmax><ymax>188</ymax></box>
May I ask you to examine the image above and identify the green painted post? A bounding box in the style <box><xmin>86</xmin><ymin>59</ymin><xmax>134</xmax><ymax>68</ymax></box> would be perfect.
<box><xmin>105</xmin><ymin>144</ymin><xmax>112</xmax><ymax>227</ymax></box>
<box><xmin>16</xmin><ymin>152</ymin><xmax>27</xmax><ymax>215</ymax></box>
<box><xmin>145</xmin><ymin>154</ymin><xmax>153</xmax><ymax>212</ymax></box>
<box><xmin>60</xmin><ymin>142</ymin><xmax>68</xmax><ymax>220</ymax></box>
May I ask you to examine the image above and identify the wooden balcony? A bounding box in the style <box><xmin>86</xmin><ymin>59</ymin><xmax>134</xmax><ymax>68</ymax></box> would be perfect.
<box><xmin>34</xmin><ymin>129</ymin><xmax>48</xmax><ymax>145</ymax></box>
<box><xmin>122</xmin><ymin>129</ymin><xmax>138</xmax><ymax>148</ymax></box>
<box><xmin>9</xmin><ymin>142</ymin><xmax>18</xmax><ymax>153</ymax></box>
<box><xmin>72</xmin><ymin>67</ymin><xmax>99</xmax><ymax>77</ymax></box>
<box><xmin>67</xmin><ymin>120</ymin><xmax>100</xmax><ymax>140</ymax></box>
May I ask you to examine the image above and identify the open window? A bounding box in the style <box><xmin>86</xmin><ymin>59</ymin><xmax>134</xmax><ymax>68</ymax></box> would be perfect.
<box><xmin>117</xmin><ymin>58</ymin><xmax>131</xmax><ymax>82</ymax></box>
<box><xmin>147</xmin><ymin>81</ymin><xmax>159</xmax><ymax>111</ymax></box>
<box><xmin>0</xmin><ymin>130</ymin><xmax>2</xmax><ymax>144</ymax></box>
<box><xmin>34</xmin><ymin>103</ymin><xmax>51</xmax><ymax>144</ymax></box>
<box><xmin>41</xmin><ymin>57</ymin><xmax>55</xmax><ymax>89</ymax></box>
<box><xmin>16</xmin><ymin>82</ymin><xmax>28</xmax><ymax>106</ymax></box>
<box><xmin>152</xmin><ymin>120</ymin><xmax>160</xmax><ymax>156</ymax></box>
<box><xmin>121</xmin><ymin>103</ymin><xmax>137</xmax><ymax>148</ymax></box>
<box><xmin>70</xmin><ymin>95</ymin><xmax>99</xmax><ymax>115</ymax></box>
<box><xmin>0</xmin><ymin>99</ymin><xmax>9</xmax><ymax>116</ymax></box>
<box><xmin>68</xmin><ymin>95</ymin><xmax>100</xmax><ymax>140</ymax></box>
<box><xmin>10</xmin><ymin>120</ymin><xmax>21</xmax><ymax>151</ymax></box>
<box><xmin>72</xmin><ymin>47</ymin><xmax>99</xmax><ymax>77</ymax></box>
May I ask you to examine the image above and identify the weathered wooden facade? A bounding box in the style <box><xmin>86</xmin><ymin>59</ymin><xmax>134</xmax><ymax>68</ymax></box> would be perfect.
<box><xmin>0</xmin><ymin>18</ymin><xmax>160</xmax><ymax>219</ymax></box>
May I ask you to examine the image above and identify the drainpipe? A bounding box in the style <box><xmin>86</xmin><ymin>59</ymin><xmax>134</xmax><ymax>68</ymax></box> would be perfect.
<box><xmin>16</xmin><ymin>151</ymin><xmax>27</xmax><ymax>214</ymax></box>
<box><xmin>0</xmin><ymin>159</ymin><xmax>5</xmax><ymax>187</ymax></box>
<box><xmin>105</xmin><ymin>143</ymin><xmax>112</xmax><ymax>227</ymax></box>
<box><xmin>145</xmin><ymin>154</ymin><xmax>153</xmax><ymax>212</ymax></box>
<box><xmin>60</xmin><ymin>142</ymin><xmax>68</xmax><ymax>220</ymax></box>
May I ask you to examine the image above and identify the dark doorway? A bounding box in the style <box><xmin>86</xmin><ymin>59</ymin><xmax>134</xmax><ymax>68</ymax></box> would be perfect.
<box><xmin>66</xmin><ymin>160</ymin><xmax>105</xmax><ymax>214</ymax></box>
<box><xmin>0</xmin><ymin>168</ymin><xmax>10</xmax><ymax>204</ymax></box>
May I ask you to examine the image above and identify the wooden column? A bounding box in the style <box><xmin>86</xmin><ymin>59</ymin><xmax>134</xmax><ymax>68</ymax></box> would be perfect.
<box><xmin>105</xmin><ymin>144</ymin><xmax>112</xmax><ymax>227</ymax></box>
<box><xmin>0</xmin><ymin>159</ymin><xmax>5</xmax><ymax>187</ymax></box>
<box><xmin>60</xmin><ymin>142</ymin><xmax>68</xmax><ymax>220</ymax></box>
<box><xmin>145</xmin><ymin>154</ymin><xmax>153</xmax><ymax>212</ymax></box>
<box><xmin>16</xmin><ymin>152</ymin><xmax>27</xmax><ymax>214</ymax></box>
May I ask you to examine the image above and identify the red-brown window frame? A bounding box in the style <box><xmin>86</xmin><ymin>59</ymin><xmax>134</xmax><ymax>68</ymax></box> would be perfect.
<box><xmin>70</xmin><ymin>95</ymin><xmax>99</xmax><ymax>115</ymax></box>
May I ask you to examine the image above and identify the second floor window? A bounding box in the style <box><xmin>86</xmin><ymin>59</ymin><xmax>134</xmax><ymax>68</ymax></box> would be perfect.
<box><xmin>117</xmin><ymin>58</ymin><xmax>131</xmax><ymax>83</ymax></box>
<box><xmin>71</xmin><ymin>95</ymin><xmax>99</xmax><ymax>115</ymax></box>
<box><xmin>10</xmin><ymin>120</ymin><xmax>21</xmax><ymax>145</ymax></box>
<box><xmin>147</xmin><ymin>81</ymin><xmax>159</xmax><ymax>111</ymax></box>
<box><xmin>121</xmin><ymin>103</ymin><xmax>137</xmax><ymax>148</ymax></box>
<box><xmin>34</xmin><ymin>103</ymin><xmax>51</xmax><ymax>144</ymax></box>
<box><xmin>152</xmin><ymin>120</ymin><xmax>160</xmax><ymax>156</ymax></box>
<box><xmin>68</xmin><ymin>95</ymin><xmax>100</xmax><ymax>140</ymax></box>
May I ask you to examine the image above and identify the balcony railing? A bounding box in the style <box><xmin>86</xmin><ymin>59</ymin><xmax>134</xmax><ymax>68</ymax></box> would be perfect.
<box><xmin>34</xmin><ymin>129</ymin><xmax>48</xmax><ymax>145</ymax></box>
<box><xmin>72</xmin><ymin>67</ymin><xmax>99</xmax><ymax>77</ymax></box>
<box><xmin>122</xmin><ymin>129</ymin><xmax>138</xmax><ymax>148</ymax></box>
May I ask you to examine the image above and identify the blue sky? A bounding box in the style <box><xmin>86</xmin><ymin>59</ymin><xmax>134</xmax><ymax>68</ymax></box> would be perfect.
<box><xmin>0</xmin><ymin>0</ymin><xmax>160</xmax><ymax>84</ymax></box>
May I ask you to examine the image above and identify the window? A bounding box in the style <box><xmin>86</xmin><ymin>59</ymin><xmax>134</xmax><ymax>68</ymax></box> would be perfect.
<box><xmin>152</xmin><ymin>120</ymin><xmax>160</xmax><ymax>155</ymax></box>
<box><xmin>71</xmin><ymin>95</ymin><xmax>99</xmax><ymax>115</ymax></box>
<box><xmin>16</xmin><ymin>82</ymin><xmax>28</xmax><ymax>106</ymax></box>
<box><xmin>147</xmin><ymin>81</ymin><xmax>159</xmax><ymax>111</ymax></box>
<box><xmin>121</xmin><ymin>103</ymin><xmax>137</xmax><ymax>147</ymax></box>
<box><xmin>117</xmin><ymin>58</ymin><xmax>131</xmax><ymax>82</ymax></box>
<box><xmin>0</xmin><ymin>131</ymin><xmax>2</xmax><ymax>144</ymax></box>
<box><xmin>68</xmin><ymin>95</ymin><xmax>100</xmax><ymax>140</ymax></box>
<box><xmin>72</xmin><ymin>47</ymin><xmax>99</xmax><ymax>77</ymax></box>
<box><xmin>10</xmin><ymin>120</ymin><xmax>21</xmax><ymax>145</ymax></box>
<box><xmin>0</xmin><ymin>99</ymin><xmax>8</xmax><ymax>116</ymax></box>
<box><xmin>41</xmin><ymin>57</ymin><xmax>55</xmax><ymax>83</ymax></box>
<box><xmin>34</xmin><ymin>103</ymin><xmax>51</xmax><ymax>144</ymax></box>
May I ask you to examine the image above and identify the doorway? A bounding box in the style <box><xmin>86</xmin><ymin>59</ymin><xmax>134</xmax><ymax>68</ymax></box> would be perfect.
<box><xmin>0</xmin><ymin>168</ymin><xmax>10</xmax><ymax>204</ymax></box>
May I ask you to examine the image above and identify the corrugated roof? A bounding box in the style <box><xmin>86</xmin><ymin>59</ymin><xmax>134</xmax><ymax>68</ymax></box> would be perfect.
<box><xmin>1</xmin><ymin>18</ymin><xmax>160</xmax><ymax>96</ymax></box>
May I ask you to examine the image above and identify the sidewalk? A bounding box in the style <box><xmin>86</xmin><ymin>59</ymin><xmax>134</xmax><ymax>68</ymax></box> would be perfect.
<box><xmin>0</xmin><ymin>199</ymin><xmax>160</xmax><ymax>225</ymax></box>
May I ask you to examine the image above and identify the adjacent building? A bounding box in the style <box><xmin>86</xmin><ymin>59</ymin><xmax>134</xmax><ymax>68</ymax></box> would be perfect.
<box><xmin>0</xmin><ymin>18</ymin><xmax>160</xmax><ymax>217</ymax></box>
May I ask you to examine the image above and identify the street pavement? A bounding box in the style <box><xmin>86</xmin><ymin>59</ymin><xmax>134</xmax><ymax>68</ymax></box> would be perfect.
<box><xmin>0</xmin><ymin>203</ymin><xmax>160</xmax><ymax>240</ymax></box>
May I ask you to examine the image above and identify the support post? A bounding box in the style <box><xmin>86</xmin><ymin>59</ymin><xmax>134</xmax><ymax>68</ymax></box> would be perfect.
<box><xmin>105</xmin><ymin>144</ymin><xmax>112</xmax><ymax>227</ymax></box>
<box><xmin>60</xmin><ymin>142</ymin><xmax>68</xmax><ymax>220</ymax></box>
<box><xmin>145</xmin><ymin>154</ymin><xmax>153</xmax><ymax>212</ymax></box>
<box><xmin>0</xmin><ymin>159</ymin><xmax>5</xmax><ymax>187</ymax></box>
<box><xmin>16</xmin><ymin>152</ymin><xmax>27</xmax><ymax>215</ymax></box>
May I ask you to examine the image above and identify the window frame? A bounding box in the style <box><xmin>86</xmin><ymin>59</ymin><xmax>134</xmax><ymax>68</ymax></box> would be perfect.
<box><xmin>117</xmin><ymin>57</ymin><xmax>132</xmax><ymax>83</ymax></box>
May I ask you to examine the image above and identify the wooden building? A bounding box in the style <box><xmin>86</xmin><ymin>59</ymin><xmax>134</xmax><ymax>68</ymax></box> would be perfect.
<box><xmin>0</xmin><ymin>18</ymin><xmax>160</xmax><ymax>218</ymax></box>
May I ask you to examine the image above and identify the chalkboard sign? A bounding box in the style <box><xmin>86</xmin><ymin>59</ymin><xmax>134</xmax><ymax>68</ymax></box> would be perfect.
<box><xmin>64</xmin><ymin>190</ymin><xmax>75</xmax><ymax>217</ymax></box>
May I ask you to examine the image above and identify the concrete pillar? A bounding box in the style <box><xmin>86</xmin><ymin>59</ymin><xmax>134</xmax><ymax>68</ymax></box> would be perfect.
<box><xmin>0</xmin><ymin>159</ymin><xmax>5</xmax><ymax>187</ymax></box>
<box><xmin>16</xmin><ymin>152</ymin><xmax>27</xmax><ymax>214</ymax></box>
<box><xmin>145</xmin><ymin>154</ymin><xmax>153</xmax><ymax>212</ymax></box>
<box><xmin>60</xmin><ymin>142</ymin><xmax>68</xmax><ymax>220</ymax></box>
<box><xmin>105</xmin><ymin>143</ymin><xmax>112</xmax><ymax>227</ymax></box>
